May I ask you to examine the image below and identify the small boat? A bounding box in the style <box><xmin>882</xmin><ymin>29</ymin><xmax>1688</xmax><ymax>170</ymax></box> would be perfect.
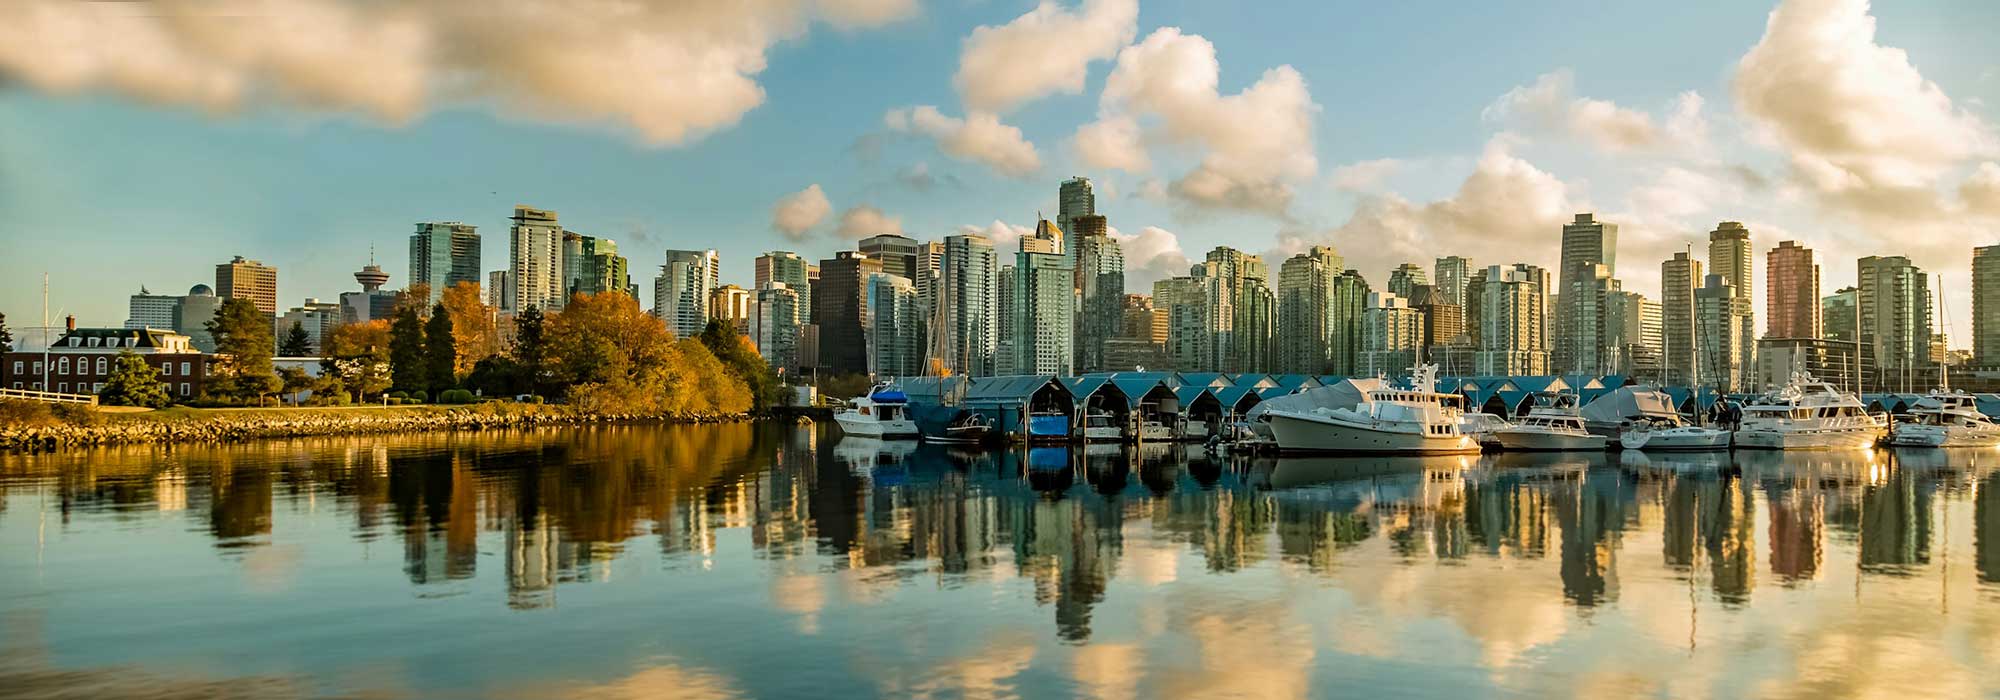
<box><xmin>920</xmin><ymin>409</ymin><xmax>994</xmax><ymax>445</ymax></box>
<box><xmin>1619</xmin><ymin>419</ymin><xmax>1731</xmax><ymax>451</ymax></box>
<box><xmin>1493</xmin><ymin>393</ymin><xmax>1606</xmax><ymax>451</ymax></box>
<box><xmin>1082</xmin><ymin>411</ymin><xmax>1123</xmax><ymax>442</ymax></box>
<box><xmin>1139</xmin><ymin>420</ymin><xmax>1174</xmax><ymax>442</ymax></box>
<box><xmin>1180</xmin><ymin>419</ymin><xmax>1211</xmax><ymax>442</ymax></box>
<box><xmin>834</xmin><ymin>384</ymin><xmax>919</xmax><ymax>439</ymax></box>
<box><xmin>1886</xmin><ymin>390</ymin><xmax>2000</xmax><ymax>448</ymax></box>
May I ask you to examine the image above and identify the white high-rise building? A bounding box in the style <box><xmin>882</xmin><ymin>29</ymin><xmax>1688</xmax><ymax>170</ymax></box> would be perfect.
<box><xmin>867</xmin><ymin>274</ymin><xmax>923</xmax><ymax>378</ymax></box>
<box><xmin>1360</xmin><ymin>291</ymin><xmax>1422</xmax><ymax>375</ymax></box>
<box><xmin>1070</xmin><ymin>214</ymin><xmax>1123</xmax><ymax>372</ymax></box>
<box><xmin>1660</xmin><ymin>251</ymin><xmax>1704</xmax><ymax>386</ymax></box>
<box><xmin>655</xmin><ymin>249</ymin><xmax>717</xmax><ymax>338</ymax></box>
<box><xmin>752</xmin><ymin>283</ymin><xmax>803</xmax><ymax>373</ymax></box>
<box><xmin>1013</xmin><ymin>223</ymin><xmax>1074</xmax><ymax>375</ymax></box>
<box><xmin>1473</xmin><ymin>263</ymin><xmax>1551</xmax><ymax>376</ymax></box>
<box><xmin>126</xmin><ymin>288</ymin><xmax>180</xmax><ymax>330</ymax></box>
<box><xmin>1434</xmin><ymin>256</ymin><xmax>1472</xmax><ymax>307</ymax></box>
<box><xmin>939</xmin><ymin>234</ymin><xmax>997</xmax><ymax>376</ymax></box>
<box><xmin>508</xmin><ymin>206</ymin><xmax>565</xmax><ymax>311</ymax></box>
<box><xmin>1276</xmin><ymin>247</ymin><xmax>1343</xmax><ymax>374</ymax></box>
<box><xmin>1695</xmin><ymin>273</ymin><xmax>1751</xmax><ymax>393</ymax></box>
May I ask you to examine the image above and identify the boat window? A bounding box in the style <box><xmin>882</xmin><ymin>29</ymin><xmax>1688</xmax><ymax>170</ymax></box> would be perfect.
<box><xmin>860</xmin><ymin>407</ymin><xmax>871</xmax><ymax>416</ymax></box>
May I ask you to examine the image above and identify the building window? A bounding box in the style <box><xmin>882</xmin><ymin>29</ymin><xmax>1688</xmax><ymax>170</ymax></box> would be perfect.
<box><xmin>9</xmin><ymin>361</ymin><xmax>18</xmax><ymax>375</ymax></box>
<box><xmin>88</xmin><ymin>337</ymin><xmax>100</xmax><ymax>348</ymax></box>
<box><xmin>95</xmin><ymin>357</ymin><xmax>107</xmax><ymax>375</ymax></box>
<box><xmin>57</xmin><ymin>382</ymin><xmax>67</xmax><ymax>393</ymax></box>
<box><xmin>31</xmin><ymin>361</ymin><xmax>41</xmax><ymax>374</ymax></box>
<box><xmin>181</xmin><ymin>362</ymin><xmax>192</xmax><ymax>375</ymax></box>
<box><xmin>92</xmin><ymin>382</ymin><xmax>103</xmax><ymax>393</ymax></box>
<box><xmin>58</xmin><ymin>357</ymin><xmax>69</xmax><ymax>374</ymax></box>
<box><xmin>179</xmin><ymin>383</ymin><xmax>191</xmax><ymax>396</ymax></box>
<box><xmin>160</xmin><ymin>362</ymin><xmax>172</xmax><ymax>377</ymax></box>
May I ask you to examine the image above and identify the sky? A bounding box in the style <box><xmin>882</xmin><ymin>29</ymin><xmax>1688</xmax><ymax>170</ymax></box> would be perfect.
<box><xmin>1</xmin><ymin>0</ymin><xmax>1997</xmax><ymax>343</ymax></box>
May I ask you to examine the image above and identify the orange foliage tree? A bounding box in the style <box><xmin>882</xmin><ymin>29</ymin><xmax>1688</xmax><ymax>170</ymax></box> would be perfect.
<box><xmin>440</xmin><ymin>281</ymin><xmax>498</xmax><ymax>378</ymax></box>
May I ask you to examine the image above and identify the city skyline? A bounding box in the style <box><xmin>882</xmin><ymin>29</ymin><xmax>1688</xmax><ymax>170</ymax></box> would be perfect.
<box><xmin>2</xmin><ymin>0</ymin><xmax>1998</xmax><ymax>343</ymax></box>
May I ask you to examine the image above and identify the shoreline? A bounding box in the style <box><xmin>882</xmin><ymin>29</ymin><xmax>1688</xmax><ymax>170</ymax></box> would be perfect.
<box><xmin>0</xmin><ymin>404</ymin><xmax>767</xmax><ymax>452</ymax></box>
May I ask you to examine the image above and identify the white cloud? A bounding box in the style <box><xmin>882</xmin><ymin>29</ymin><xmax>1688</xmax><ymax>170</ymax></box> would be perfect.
<box><xmin>1626</xmin><ymin>166</ymin><xmax>1732</xmax><ymax>220</ymax></box>
<box><xmin>771</xmin><ymin>184</ymin><xmax>833</xmax><ymax>240</ymax></box>
<box><xmin>885</xmin><ymin>105</ymin><xmax>1042</xmax><ymax>177</ymax></box>
<box><xmin>1733</xmin><ymin>0</ymin><xmax>1995</xmax><ymax>219</ymax></box>
<box><xmin>954</xmin><ymin>0</ymin><xmax>1137</xmax><ymax>112</ymax></box>
<box><xmin>837</xmin><ymin>204</ymin><xmax>903</xmax><ymax>237</ymax></box>
<box><xmin>1964</xmin><ymin>162</ymin><xmax>2000</xmax><ymax>216</ymax></box>
<box><xmin>1073</xmin><ymin>115</ymin><xmax>1151</xmax><ymax>172</ymax></box>
<box><xmin>956</xmin><ymin>220</ymin><xmax>1033</xmax><ymax>250</ymax></box>
<box><xmin>1330</xmin><ymin>158</ymin><xmax>1404</xmax><ymax>192</ymax></box>
<box><xmin>1110</xmin><ymin>225</ymin><xmax>1193</xmax><ymax>288</ymax></box>
<box><xmin>1483</xmin><ymin>69</ymin><xmax>1703</xmax><ymax>153</ymax></box>
<box><xmin>1076</xmin><ymin>28</ymin><xmax>1320</xmax><ymax>215</ymax></box>
<box><xmin>0</xmin><ymin>0</ymin><xmax>914</xmax><ymax>145</ymax></box>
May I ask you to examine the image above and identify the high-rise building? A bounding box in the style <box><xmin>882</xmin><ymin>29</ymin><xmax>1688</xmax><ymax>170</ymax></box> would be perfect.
<box><xmin>1012</xmin><ymin>224</ymin><xmax>1075</xmax><ymax>375</ymax></box>
<box><xmin>1823</xmin><ymin>287</ymin><xmax>1858</xmax><ymax>342</ymax></box>
<box><xmin>867</xmin><ymin>273</ymin><xmax>923</xmax><ymax>378</ymax></box>
<box><xmin>1766</xmin><ymin>240</ymin><xmax>1820</xmax><ymax>340</ymax></box>
<box><xmin>655</xmin><ymin>250</ymin><xmax>717</xmax><ymax>339</ymax></box>
<box><xmin>1387</xmin><ymin>263</ymin><xmax>1427</xmax><ymax>299</ymax></box>
<box><xmin>1555</xmin><ymin>213</ymin><xmax>1617</xmax><ymax>374</ymax></box>
<box><xmin>1154</xmin><ymin>276</ymin><xmax>1211</xmax><ymax>372</ymax></box>
<box><xmin>410</xmin><ymin>222</ymin><xmax>481</xmax><ymax>305</ymax></box>
<box><xmin>1660</xmin><ymin>251</ymin><xmax>1703</xmax><ymax>386</ymax></box>
<box><xmin>1104</xmin><ymin>294</ymin><xmax>1167</xmax><ymax>371</ymax></box>
<box><xmin>1070</xmin><ymin>214</ymin><xmax>1123</xmax><ymax>372</ymax></box>
<box><xmin>1200</xmin><ymin>247</ymin><xmax>1273</xmax><ymax>373</ymax></box>
<box><xmin>1857</xmin><ymin>256</ymin><xmax>1934</xmax><ymax>392</ymax></box>
<box><xmin>216</xmin><ymin>255</ymin><xmax>279</xmax><ymax>315</ymax></box>
<box><xmin>915</xmin><ymin>240</ymin><xmax>945</xmax><ymax>318</ymax></box>
<box><xmin>858</xmin><ymin>234</ymin><xmax>921</xmax><ymax>282</ymax></box>
<box><xmin>1695</xmin><ymin>273</ymin><xmax>1751</xmax><ymax>393</ymax></box>
<box><xmin>751</xmin><ymin>283</ymin><xmax>803</xmax><ymax>373</ymax></box>
<box><xmin>175</xmin><ymin>284</ymin><xmax>224</xmax><ymax>352</ymax></box>
<box><xmin>1056</xmin><ymin>177</ymin><xmax>1094</xmax><ymax>250</ymax></box>
<box><xmin>1361</xmin><ymin>292</ymin><xmax>1423</xmax><ymax>375</ymax></box>
<box><xmin>1434</xmin><ymin>256</ymin><xmax>1472</xmax><ymax>307</ymax></box>
<box><xmin>341</xmin><ymin>262</ymin><xmax>397</xmax><ymax>325</ymax></box>
<box><xmin>562</xmin><ymin>232</ymin><xmax>630</xmax><ymax>298</ymax></box>
<box><xmin>815</xmin><ymin>251</ymin><xmax>882</xmax><ymax>375</ymax></box>
<box><xmin>1975</xmin><ymin>246</ymin><xmax>2000</xmax><ymax>367</ymax></box>
<box><xmin>1022</xmin><ymin>219</ymin><xmax>1062</xmax><ymax>255</ymax></box>
<box><xmin>1408</xmin><ymin>284</ymin><xmax>1471</xmax><ymax>375</ymax></box>
<box><xmin>709</xmin><ymin>284</ymin><xmax>754</xmax><ymax>335</ymax></box>
<box><xmin>126</xmin><ymin>287</ymin><xmax>180</xmax><ymax>330</ymax></box>
<box><xmin>1329</xmin><ymin>270</ymin><xmax>1370</xmax><ymax>376</ymax></box>
<box><xmin>274</xmin><ymin>299</ymin><xmax>342</xmax><ymax>356</ymax></box>
<box><xmin>756</xmin><ymin>251</ymin><xmax>814</xmax><ymax>323</ymax></box>
<box><xmin>994</xmin><ymin>264</ymin><xmax>1017</xmax><ymax>374</ymax></box>
<box><xmin>487</xmin><ymin>271</ymin><xmax>507</xmax><ymax>309</ymax></box>
<box><xmin>1276</xmin><ymin>247</ymin><xmax>1343</xmax><ymax>374</ymax></box>
<box><xmin>507</xmin><ymin>206</ymin><xmax>565</xmax><ymax>312</ymax></box>
<box><xmin>1708</xmin><ymin>222</ymin><xmax>1753</xmax><ymax>297</ymax></box>
<box><xmin>1472</xmin><ymin>263</ymin><xmax>1550</xmax><ymax>376</ymax></box>
<box><xmin>939</xmin><ymin>234</ymin><xmax>997</xmax><ymax>376</ymax></box>
<box><xmin>1605</xmin><ymin>290</ymin><xmax>1663</xmax><ymax>381</ymax></box>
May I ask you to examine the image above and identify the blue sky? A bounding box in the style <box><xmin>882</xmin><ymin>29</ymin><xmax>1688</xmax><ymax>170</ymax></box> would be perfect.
<box><xmin>1</xmin><ymin>0</ymin><xmax>1996</xmax><ymax>339</ymax></box>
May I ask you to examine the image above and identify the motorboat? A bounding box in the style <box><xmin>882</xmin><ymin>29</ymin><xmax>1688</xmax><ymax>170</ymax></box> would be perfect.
<box><xmin>1885</xmin><ymin>390</ymin><xmax>2000</xmax><ymax>448</ymax></box>
<box><xmin>1619</xmin><ymin>418</ymin><xmax>1731</xmax><ymax>451</ymax></box>
<box><xmin>1082</xmin><ymin>411</ymin><xmax>1123</xmax><ymax>442</ymax></box>
<box><xmin>1261</xmin><ymin>365</ymin><xmax>1481</xmax><ymax>455</ymax></box>
<box><xmin>919</xmin><ymin>408</ymin><xmax>994</xmax><ymax>445</ymax></box>
<box><xmin>1459</xmin><ymin>412</ymin><xmax>1510</xmax><ymax>450</ymax></box>
<box><xmin>1492</xmin><ymin>393</ymin><xmax>1607</xmax><ymax>451</ymax></box>
<box><xmin>833</xmin><ymin>384</ymin><xmax>919</xmax><ymax>439</ymax></box>
<box><xmin>1139</xmin><ymin>420</ymin><xmax>1174</xmax><ymax>442</ymax></box>
<box><xmin>1733</xmin><ymin>369</ymin><xmax>1881</xmax><ymax>450</ymax></box>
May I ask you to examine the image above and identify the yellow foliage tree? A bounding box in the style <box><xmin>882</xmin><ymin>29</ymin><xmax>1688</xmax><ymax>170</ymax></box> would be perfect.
<box><xmin>440</xmin><ymin>281</ymin><xmax>498</xmax><ymax>377</ymax></box>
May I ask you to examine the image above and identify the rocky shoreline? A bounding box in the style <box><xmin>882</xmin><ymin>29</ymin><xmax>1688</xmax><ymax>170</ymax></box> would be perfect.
<box><xmin>0</xmin><ymin>407</ymin><xmax>757</xmax><ymax>452</ymax></box>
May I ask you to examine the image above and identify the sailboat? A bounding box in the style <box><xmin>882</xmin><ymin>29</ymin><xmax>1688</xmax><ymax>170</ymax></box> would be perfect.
<box><xmin>1887</xmin><ymin>276</ymin><xmax>2000</xmax><ymax>448</ymax></box>
<box><xmin>1622</xmin><ymin>243</ymin><xmax>1730</xmax><ymax>451</ymax></box>
<box><xmin>909</xmin><ymin>271</ymin><xmax>996</xmax><ymax>445</ymax></box>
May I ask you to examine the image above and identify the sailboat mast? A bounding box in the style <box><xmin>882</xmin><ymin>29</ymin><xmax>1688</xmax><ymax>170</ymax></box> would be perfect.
<box><xmin>1938</xmin><ymin>274</ymin><xmax>1950</xmax><ymax>393</ymax></box>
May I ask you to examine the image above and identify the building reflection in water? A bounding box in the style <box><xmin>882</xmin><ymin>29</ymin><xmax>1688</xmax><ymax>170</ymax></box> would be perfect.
<box><xmin>4</xmin><ymin>426</ymin><xmax>1999</xmax><ymax>645</ymax></box>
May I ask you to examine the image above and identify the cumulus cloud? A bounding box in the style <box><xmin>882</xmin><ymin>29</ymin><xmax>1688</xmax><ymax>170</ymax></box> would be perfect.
<box><xmin>1076</xmin><ymin>28</ymin><xmax>1320</xmax><ymax>216</ymax></box>
<box><xmin>955</xmin><ymin>220</ymin><xmax>1034</xmax><ymax>250</ymax></box>
<box><xmin>955</xmin><ymin>0</ymin><xmax>1138</xmax><ymax>112</ymax></box>
<box><xmin>1483</xmin><ymin>69</ymin><xmax>1708</xmax><ymax>154</ymax></box>
<box><xmin>1965</xmin><ymin>162</ymin><xmax>2000</xmax><ymax>216</ymax></box>
<box><xmin>1110</xmin><ymin>225</ymin><xmax>1194</xmax><ymax>288</ymax></box>
<box><xmin>837</xmin><ymin>204</ymin><xmax>903</xmax><ymax>237</ymax></box>
<box><xmin>884</xmin><ymin>105</ymin><xmax>1042</xmax><ymax>177</ymax></box>
<box><xmin>1330</xmin><ymin>158</ymin><xmax>1404</xmax><ymax>192</ymax></box>
<box><xmin>894</xmin><ymin>161</ymin><xmax>960</xmax><ymax>192</ymax></box>
<box><xmin>0</xmin><ymin>0</ymin><xmax>915</xmax><ymax>145</ymax></box>
<box><xmin>771</xmin><ymin>184</ymin><xmax>833</xmax><ymax>240</ymax></box>
<box><xmin>1627</xmin><ymin>166</ymin><xmax>1733</xmax><ymax>220</ymax></box>
<box><xmin>1733</xmin><ymin>0</ymin><xmax>1995</xmax><ymax>219</ymax></box>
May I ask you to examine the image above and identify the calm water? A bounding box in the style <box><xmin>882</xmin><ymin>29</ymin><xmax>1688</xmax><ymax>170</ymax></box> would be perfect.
<box><xmin>3</xmin><ymin>424</ymin><xmax>1999</xmax><ymax>699</ymax></box>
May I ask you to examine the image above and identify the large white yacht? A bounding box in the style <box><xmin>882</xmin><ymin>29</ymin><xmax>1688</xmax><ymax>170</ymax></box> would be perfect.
<box><xmin>833</xmin><ymin>384</ymin><xmax>920</xmax><ymax>439</ymax></box>
<box><xmin>1886</xmin><ymin>390</ymin><xmax>2000</xmax><ymax>448</ymax></box>
<box><xmin>1733</xmin><ymin>370</ymin><xmax>1882</xmax><ymax>450</ymax></box>
<box><xmin>1492</xmin><ymin>393</ymin><xmax>1608</xmax><ymax>451</ymax></box>
<box><xmin>1261</xmin><ymin>365</ymin><xmax>1482</xmax><ymax>455</ymax></box>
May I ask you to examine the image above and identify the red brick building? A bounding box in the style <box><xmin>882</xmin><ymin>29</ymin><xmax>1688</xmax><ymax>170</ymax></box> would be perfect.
<box><xmin>2</xmin><ymin>324</ymin><xmax>216</xmax><ymax>400</ymax></box>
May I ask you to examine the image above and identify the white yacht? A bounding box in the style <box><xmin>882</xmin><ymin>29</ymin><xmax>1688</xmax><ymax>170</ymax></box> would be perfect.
<box><xmin>1139</xmin><ymin>419</ymin><xmax>1174</xmax><ymax>442</ymax></box>
<box><xmin>1886</xmin><ymin>390</ymin><xmax>2000</xmax><ymax>448</ymax></box>
<box><xmin>833</xmin><ymin>385</ymin><xmax>920</xmax><ymax>439</ymax></box>
<box><xmin>1493</xmin><ymin>393</ymin><xmax>1607</xmax><ymax>451</ymax></box>
<box><xmin>1733</xmin><ymin>370</ymin><xmax>1881</xmax><ymax>450</ymax></box>
<box><xmin>1459</xmin><ymin>412</ymin><xmax>1510</xmax><ymax>450</ymax></box>
<box><xmin>1082</xmin><ymin>412</ymin><xmax>1123</xmax><ymax>442</ymax></box>
<box><xmin>1261</xmin><ymin>365</ymin><xmax>1481</xmax><ymax>455</ymax></box>
<box><xmin>1619</xmin><ymin>420</ymin><xmax>1731</xmax><ymax>451</ymax></box>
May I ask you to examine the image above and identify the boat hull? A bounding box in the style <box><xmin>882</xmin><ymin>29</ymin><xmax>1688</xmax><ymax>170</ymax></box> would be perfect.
<box><xmin>1027</xmin><ymin>415</ymin><xmax>1071</xmax><ymax>444</ymax></box>
<box><xmin>1733</xmin><ymin>427</ymin><xmax>1878</xmax><ymax>450</ymax></box>
<box><xmin>1619</xmin><ymin>428</ymin><xmax>1731</xmax><ymax>451</ymax></box>
<box><xmin>1083</xmin><ymin>427</ymin><xmax>1124</xmax><ymax>442</ymax></box>
<box><xmin>1885</xmin><ymin>425</ymin><xmax>2000</xmax><ymax>448</ymax></box>
<box><xmin>835</xmin><ymin>414</ymin><xmax>919</xmax><ymax>439</ymax></box>
<box><xmin>1265</xmin><ymin>411</ymin><xmax>1481</xmax><ymax>455</ymax></box>
<box><xmin>1494</xmin><ymin>430</ymin><xmax>1608</xmax><ymax>451</ymax></box>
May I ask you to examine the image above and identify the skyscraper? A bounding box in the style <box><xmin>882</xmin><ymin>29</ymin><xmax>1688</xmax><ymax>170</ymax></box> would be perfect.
<box><xmin>216</xmin><ymin>255</ymin><xmax>279</xmax><ymax>315</ymax></box>
<box><xmin>815</xmin><ymin>251</ymin><xmax>882</xmax><ymax>375</ymax></box>
<box><xmin>563</xmin><ymin>232</ymin><xmax>630</xmax><ymax>297</ymax></box>
<box><xmin>751</xmin><ymin>283</ymin><xmax>803</xmax><ymax>373</ymax></box>
<box><xmin>756</xmin><ymin>251</ymin><xmax>813</xmax><ymax>323</ymax></box>
<box><xmin>410</xmin><ymin>222</ymin><xmax>481</xmax><ymax>305</ymax></box>
<box><xmin>1473</xmin><ymin>263</ymin><xmax>1550</xmax><ymax>376</ymax></box>
<box><xmin>858</xmin><ymin>234</ymin><xmax>921</xmax><ymax>281</ymax></box>
<box><xmin>126</xmin><ymin>287</ymin><xmax>180</xmax><ymax>330</ymax></box>
<box><xmin>867</xmin><ymin>273</ymin><xmax>923</xmax><ymax>378</ymax></box>
<box><xmin>939</xmin><ymin>234</ymin><xmax>997</xmax><ymax>376</ymax></box>
<box><xmin>1201</xmin><ymin>247</ymin><xmax>1273</xmax><ymax>373</ymax></box>
<box><xmin>487</xmin><ymin>271</ymin><xmax>507</xmax><ymax>309</ymax></box>
<box><xmin>507</xmin><ymin>206</ymin><xmax>565</xmax><ymax>311</ymax></box>
<box><xmin>994</xmin><ymin>264</ymin><xmax>1017</xmax><ymax>374</ymax></box>
<box><xmin>1708</xmin><ymin>222</ymin><xmax>1756</xmax><ymax>376</ymax></box>
<box><xmin>1823</xmin><ymin>288</ymin><xmax>1858</xmax><ymax>342</ymax></box>
<box><xmin>1329</xmin><ymin>270</ymin><xmax>1371</xmax><ymax>376</ymax></box>
<box><xmin>1555</xmin><ymin>213</ymin><xmax>1617</xmax><ymax>374</ymax></box>
<box><xmin>175</xmin><ymin>284</ymin><xmax>223</xmax><ymax>352</ymax></box>
<box><xmin>1022</xmin><ymin>219</ymin><xmax>1062</xmax><ymax>254</ymax></box>
<box><xmin>1975</xmin><ymin>245</ymin><xmax>2000</xmax><ymax>367</ymax></box>
<box><xmin>1660</xmin><ymin>251</ymin><xmax>1703</xmax><ymax>386</ymax></box>
<box><xmin>1766</xmin><ymin>240</ymin><xmax>1820</xmax><ymax>340</ymax></box>
<box><xmin>1154</xmin><ymin>275</ymin><xmax>1213</xmax><ymax>372</ymax></box>
<box><xmin>1057</xmin><ymin>176</ymin><xmax>1094</xmax><ymax>249</ymax></box>
<box><xmin>342</xmin><ymin>262</ymin><xmax>396</xmax><ymax>325</ymax></box>
<box><xmin>709</xmin><ymin>284</ymin><xmax>754</xmax><ymax>335</ymax></box>
<box><xmin>1387</xmin><ymin>263</ymin><xmax>1427</xmax><ymax>299</ymax></box>
<box><xmin>1104</xmin><ymin>294</ymin><xmax>1167</xmax><ymax>371</ymax></box>
<box><xmin>1857</xmin><ymin>255</ymin><xmax>1933</xmax><ymax>392</ymax></box>
<box><xmin>1604</xmin><ymin>290</ymin><xmax>1663</xmax><ymax>381</ymax></box>
<box><xmin>1434</xmin><ymin>256</ymin><xmax>1472</xmax><ymax>307</ymax></box>
<box><xmin>1070</xmin><ymin>214</ymin><xmax>1123</xmax><ymax>372</ymax></box>
<box><xmin>1276</xmin><ymin>246</ymin><xmax>1342</xmax><ymax>374</ymax></box>
<box><xmin>655</xmin><ymin>249</ymin><xmax>717</xmax><ymax>339</ymax></box>
<box><xmin>1013</xmin><ymin>222</ymin><xmax>1075</xmax><ymax>375</ymax></box>
<box><xmin>1695</xmin><ymin>274</ymin><xmax>1750</xmax><ymax>393</ymax></box>
<box><xmin>1360</xmin><ymin>291</ymin><xmax>1422</xmax><ymax>375</ymax></box>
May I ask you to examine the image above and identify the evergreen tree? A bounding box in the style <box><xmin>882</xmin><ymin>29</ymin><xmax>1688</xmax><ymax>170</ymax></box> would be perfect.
<box><xmin>0</xmin><ymin>311</ymin><xmax>12</xmax><ymax>353</ymax></box>
<box><xmin>699</xmin><ymin>319</ymin><xmax>778</xmax><ymax>409</ymax></box>
<box><xmin>513</xmin><ymin>307</ymin><xmax>548</xmax><ymax>397</ymax></box>
<box><xmin>425</xmin><ymin>302</ymin><xmax>456</xmax><ymax>393</ymax></box>
<box><xmin>280</xmin><ymin>321</ymin><xmax>312</xmax><ymax>356</ymax></box>
<box><xmin>205</xmin><ymin>297</ymin><xmax>279</xmax><ymax>403</ymax></box>
<box><xmin>98</xmin><ymin>350</ymin><xmax>172</xmax><ymax>408</ymax></box>
<box><xmin>389</xmin><ymin>304</ymin><xmax>427</xmax><ymax>392</ymax></box>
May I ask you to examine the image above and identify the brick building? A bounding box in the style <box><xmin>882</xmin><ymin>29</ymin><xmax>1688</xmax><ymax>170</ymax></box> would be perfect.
<box><xmin>2</xmin><ymin>323</ymin><xmax>215</xmax><ymax>400</ymax></box>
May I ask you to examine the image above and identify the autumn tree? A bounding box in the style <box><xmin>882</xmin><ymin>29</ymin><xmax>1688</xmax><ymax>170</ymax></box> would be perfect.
<box><xmin>698</xmin><ymin>319</ymin><xmax>778</xmax><ymax>409</ymax></box>
<box><xmin>277</xmin><ymin>365</ymin><xmax>314</xmax><ymax>405</ymax></box>
<box><xmin>440</xmin><ymin>281</ymin><xmax>497</xmax><ymax>376</ymax></box>
<box><xmin>97</xmin><ymin>350</ymin><xmax>171</xmax><ymax>408</ymax></box>
<box><xmin>543</xmin><ymin>292</ymin><xmax>673</xmax><ymax>407</ymax></box>
<box><xmin>389</xmin><ymin>303</ymin><xmax>427</xmax><ymax>392</ymax></box>
<box><xmin>280</xmin><ymin>321</ymin><xmax>312</xmax><ymax>356</ymax></box>
<box><xmin>425</xmin><ymin>302</ymin><xmax>456</xmax><ymax>393</ymax></box>
<box><xmin>205</xmin><ymin>297</ymin><xmax>280</xmax><ymax>403</ymax></box>
<box><xmin>324</xmin><ymin>320</ymin><xmax>392</xmax><ymax>402</ymax></box>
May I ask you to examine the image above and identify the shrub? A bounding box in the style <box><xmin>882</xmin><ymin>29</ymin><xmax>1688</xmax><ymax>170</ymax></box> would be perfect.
<box><xmin>0</xmin><ymin>399</ymin><xmax>57</xmax><ymax>428</ymax></box>
<box><xmin>411</xmin><ymin>389</ymin><xmax>429</xmax><ymax>403</ymax></box>
<box><xmin>438</xmin><ymin>389</ymin><xmax>476</xmax><ymax>404</ymax></box>
<box><xmin>389</xmin><ymin>390</ymin><xmax>409</xmax><ymax>400</ymax></box>
<box><xmin>527</xmin><ymin>395</ymin><xmax>545</xmax><ymax>405</ymax></box>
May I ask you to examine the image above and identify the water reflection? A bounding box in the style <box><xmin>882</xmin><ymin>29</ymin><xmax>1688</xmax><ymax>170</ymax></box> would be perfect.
<box><xmin>4</xmin><ymin>427</ymin><xmax>2000</xmax><ymax>697</ymax></box>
